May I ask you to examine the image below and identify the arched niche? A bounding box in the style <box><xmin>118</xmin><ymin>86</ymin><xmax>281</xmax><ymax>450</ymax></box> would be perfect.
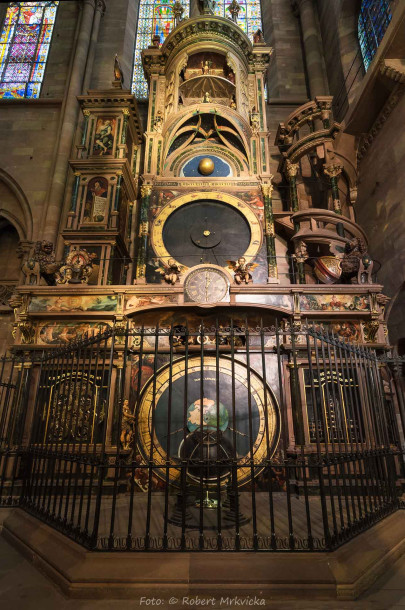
<box><xmin>0</xmin><ymin>169</ymin><xmax>33</xmax><ymax>241</ymax></box>
<box><xmin>0</xmin><ymin>217</ymin><xmax>21</xmax><ymax>283</ymax></box>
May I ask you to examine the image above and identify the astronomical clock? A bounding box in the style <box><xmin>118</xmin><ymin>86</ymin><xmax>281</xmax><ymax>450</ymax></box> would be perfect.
<box><xmin>12</xmin><ymin>3</ymin><xmax>389</xmax><ymax>513</ymax></box>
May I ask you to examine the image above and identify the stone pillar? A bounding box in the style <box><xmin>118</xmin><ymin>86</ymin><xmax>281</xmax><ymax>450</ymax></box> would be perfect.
<box><xmin>324</xmin><ymin>164</ymin><xmax>343</xmax><ymax>215</ymax></box>
<box><xmin>292</xmin><ymin>0</ymin><xmax>327</xmax><ymax>98</ymax></box>
<box><xmin>136</xmin><ymin>184</ymin><xmax>152</xmax><ymax>282</ymax></box>
<box><xmin>82</xmin><ymin>0</ymin><xmax>105</xmax><ymax>93</ymax></box>
<box><xmin>261</xmin><ymin>181</ymin><xmax>279</xmax><ymax>283</ymax></box>
<box><xmin>42</xmin><ymin>0</ymin><xmax>96</xmax><ymax>244</ymax></box>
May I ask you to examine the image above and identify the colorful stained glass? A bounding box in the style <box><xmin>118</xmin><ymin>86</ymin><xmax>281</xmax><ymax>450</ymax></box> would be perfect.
<box><xmin>214</xmin><ymin>0</ymin><xmax>263</xmax><ymax>42</ymax></box>
<box><xmin>132</xmin><ymin>1</ymin><xmax>189</xmax><ymax>100</ymax></box>
<box><xmin>0</xmin><ymin>2</ymin><xmax>58</xmax><ymax>99</ymax></box>
<box><xmin>358</xmin><ymin>0</ymin><xmax>392</xmax><ymax>71</ymax></box>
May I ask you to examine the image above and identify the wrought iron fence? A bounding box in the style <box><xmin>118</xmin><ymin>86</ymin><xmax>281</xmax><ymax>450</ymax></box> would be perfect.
<box><xmin>0</xmin><ymin>322</ymin><xmax>403</xmax><ymax>552</ymax></box>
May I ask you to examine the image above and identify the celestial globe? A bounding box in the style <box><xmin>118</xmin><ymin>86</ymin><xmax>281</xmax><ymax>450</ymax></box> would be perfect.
<box><xmin>198</xmin><ymin>157</ymin><xmax>215</xmax><ymax>176</ymax></box>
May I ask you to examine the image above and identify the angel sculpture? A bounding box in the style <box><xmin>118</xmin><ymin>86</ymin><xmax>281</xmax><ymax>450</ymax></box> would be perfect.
<box><xmin>157</xmin><ymin>258</ymin><xmax>184</xmax><ymax>285</ymax></box>
<box><xmin>227</xmin><ymin>257</ymin><xmax>258</xmax><ymax>285</ymax></box>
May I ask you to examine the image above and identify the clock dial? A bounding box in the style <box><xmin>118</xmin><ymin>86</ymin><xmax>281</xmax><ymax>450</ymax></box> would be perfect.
<box><xmin>136</xmin><ymin>356</ymin><xmax>280</xmax><ymax>488</ymax></box>
<box><xmin>162</xmin><ymin>200</ymin><xmax>250</xmax><ymax>267</ymax></box>
<box><xmin>151</xmin><ymin>191</ymin><xmax>262</xmax><ymax>270</ymax></box>
<box><xmin>184</xmin><ymin>267</ymin><xmax>229</xmax><ymax>304</ymax></box>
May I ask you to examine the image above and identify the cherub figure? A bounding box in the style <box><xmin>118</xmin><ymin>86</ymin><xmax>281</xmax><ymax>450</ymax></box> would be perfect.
<box><xmin>227</xmin><ymin>257</ymin><xmax>258</xmax><ymax>285</ymax></box>
<box><xmin>157</xmin><ymin>258</ymin><xmax>184</xmax><ymax>285</ymax></box>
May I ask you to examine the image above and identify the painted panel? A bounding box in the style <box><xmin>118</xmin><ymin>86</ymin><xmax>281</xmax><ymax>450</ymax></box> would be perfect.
<box><xmin>29</xmin><ymin>295</ymin><xmax>118</xmax><ymax>313</ymax></box>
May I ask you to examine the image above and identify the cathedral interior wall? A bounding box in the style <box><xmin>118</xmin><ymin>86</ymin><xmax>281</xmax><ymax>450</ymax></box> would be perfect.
<box><xmin>355</xmin><ymin>91</ymin><xmax>405</xmax><ymax>353</ymax></box>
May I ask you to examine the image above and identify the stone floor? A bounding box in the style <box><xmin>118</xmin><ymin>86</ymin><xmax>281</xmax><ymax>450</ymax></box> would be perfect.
<box><xmin>1</xmin><ymin>533</ymin><xmax>405</xmax><ymax>610</ymax></box>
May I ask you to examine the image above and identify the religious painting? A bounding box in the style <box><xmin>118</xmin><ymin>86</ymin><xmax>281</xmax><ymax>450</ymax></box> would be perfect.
<box><xmin>300</xmin><ymin>294</ymin><xmax>370</xmax><ymax>312</ymax></box>
<box><xmin>29</xmin><ymin>295</ymin><xmax>118</xmax><ymax>313</ymax></box>
<box><xmin>37</xmin><ymin>322</ymin><xmax>110</xmax><ymax>345</ymax></box>
<box><xmin>92</xmin><ymin>117</ymin><xmax>116</xmax><ymax>156</ymax></box>
<box><xmin>83</xmin><ymin>176</ymin><xmax>109</xmax><ymax>223</ymax></box>
<box><xmin>239</xmin><ymin>190</ymin><xmax>264</xmax><ymax>221</ymax></box>
<box><xmin>125</xmin><ymin>293</ymin><xmax>178</xmax><ymax>312</ymax></box>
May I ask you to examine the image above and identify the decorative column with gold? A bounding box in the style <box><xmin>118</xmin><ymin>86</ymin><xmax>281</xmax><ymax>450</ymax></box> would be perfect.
<box><xmin>324</xmin><ymin>164</ymin><xmax>343</xmax><ymax>215</ymax></box>
<box><xmin>286</xmin><ymin>159</ymin><xmax>299</xmax><ymax>230</ymax></box>
<box><xmin>136</xmin><ymin>183</ymin><xmax>152</xmax><ymax>282</ymax></box>
<box><xmin>261</xmin><ymin>180</ymin><xmax>279</xmax><ymax>283</ymax></box>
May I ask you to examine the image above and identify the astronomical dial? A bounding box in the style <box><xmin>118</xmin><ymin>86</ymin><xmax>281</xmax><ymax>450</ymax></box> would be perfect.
<box><xmin>151</xmin><ymin>192</ymin><xmax>262</xmax><ymax>270</ymax></box>
<box><xmin>135</xmin><ymin>356</ymin><xmax>280</xmax><ymax>488</ymax></box>
<box><xmin>184</xmin><ymin>267</ymin><xmax>229</xmax><ymax>304</ymax></box>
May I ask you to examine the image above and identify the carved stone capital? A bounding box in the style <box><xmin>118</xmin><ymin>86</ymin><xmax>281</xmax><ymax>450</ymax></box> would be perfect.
<box><xmin>324</xmin><ymin>164</ymin><xmax>343</xmax><ymax>179</ymax></box>
<box><xmin>285</xmin><ymin>159</ymin><xmax>299</xmax><ymax>179</ymax></box>
<box><xmin>140</xmin><ymin>185</ymin><xmax>153</xmax><ymax>198</ymax></box>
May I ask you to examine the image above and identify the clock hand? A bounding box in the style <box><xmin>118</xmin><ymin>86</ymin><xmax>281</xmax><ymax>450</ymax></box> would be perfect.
<box><xmin>205</xmin><ymin>271</ymin><xmax>211</xmax><ymax>300</ymax></box>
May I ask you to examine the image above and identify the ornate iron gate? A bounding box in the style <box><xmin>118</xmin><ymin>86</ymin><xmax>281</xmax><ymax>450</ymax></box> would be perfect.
<box><xmin>0</xmin><ymin>322</ymin><xmax>404</xmax><ymax>551</ymax></box>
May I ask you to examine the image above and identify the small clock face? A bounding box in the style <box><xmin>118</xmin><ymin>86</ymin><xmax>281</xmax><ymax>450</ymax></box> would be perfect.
<box><xmin>184</xmin><ymin>267</ymin><xmax>229</xmax><ymax>304</ymax></box>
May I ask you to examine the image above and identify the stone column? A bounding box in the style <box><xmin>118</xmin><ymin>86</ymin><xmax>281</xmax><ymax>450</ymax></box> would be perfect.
<box><xmin>82</xmin><ymin>0</ymin><xmax>106</xmax><ymax>93</ymax></box>
<box><xmin>136</xmin><ymin>184</ymin><xmax>152</xmax><ymax>282</ymax></box>
<box><xmin>261</xmin><ymin>181</ymin><xmax>279</xmax><ymax>283</ymax></box>
<box><xmin>42</xmin><ymin>0</ymin><xmax>96</xmax><ymax>244</ymax></box>
<box><xmin>292</xmin><ymin>0</ymin><xmax>327</xmax><ymax>98</ymax></box>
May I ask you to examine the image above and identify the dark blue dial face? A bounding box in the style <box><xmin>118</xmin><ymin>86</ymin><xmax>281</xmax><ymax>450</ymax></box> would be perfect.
<box><xmin>162</xmin><ymin>200</ymin><xmax>250</xmax><ymax>267</ymax></box>
<box><xmin>181</xmin><ymin>155</ymin><xmax>232</xmax><ymax>177</ymax></box>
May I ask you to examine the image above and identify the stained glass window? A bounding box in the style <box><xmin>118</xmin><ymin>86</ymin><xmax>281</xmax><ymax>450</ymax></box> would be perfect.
<box><xmin>214</xmin><ymin>0</ymin><xmax>262</xmax><ymax>42</ymax></box>
<box><xmin>0</xmin><ymin>1</ymin><xmax>58</xmax><ymax>99</ymax></box>
<box><xmin>132</xmin><ymin>1</ymin><xmax>189</xmax><ymax>100</ymax></box>
<box><xmin>358</xmin><ymin>0</ymin><xmax>392</xmax><ymax>71</ymax></box>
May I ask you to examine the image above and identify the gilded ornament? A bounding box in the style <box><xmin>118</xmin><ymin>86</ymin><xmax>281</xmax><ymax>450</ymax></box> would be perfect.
<box><xmin>285</xmin><ymin>159</ymin><xmax>299</xmax><ymax>179</ymax></box>
<box><xmin>198</xmin><ymin>157</ymin><xmax>215</xmax><ymax>176</ymax></box>
<box><xmin>140</xmin><ymin>184</ymin><xmax>152</xmax><ymax>198</ymax></box>
<box><xmin>324</xmin><ymin>164</ymin><xmax>343</xmax><ymax>179</ymax></box>
<box><xmin>314</xmin><ymin>256</ymin><xmax>342</xmax><ymax>284</ymax></box>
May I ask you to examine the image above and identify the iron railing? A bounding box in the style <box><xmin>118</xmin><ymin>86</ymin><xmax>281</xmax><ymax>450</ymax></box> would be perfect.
<box><xmin>0</xmin><ymin>322</ymin><xmax>403</xmax><ymax>552</ymax></box>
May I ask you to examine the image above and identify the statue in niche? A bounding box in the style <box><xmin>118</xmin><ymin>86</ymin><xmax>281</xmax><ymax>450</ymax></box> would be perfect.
<box><xmin>227</xmin><ymin>257</ymin><xmax>258</xmax><ymax>285</ymax></box>
<box><xmin>230</xmin><ymin>95</ymin><xmax>237</xmax><ymax>109</ymax></box>
<box><xmin>198</xmin><ymin>0</ymin><xmax>216</xmax><ymax>15</ymax></box>
<box><xmin>22</xmin><ymin>240</ymin><xmax>62</xmax><ymax>286</ymax></box>
<box><xmin>158</xmin><ymin>258</ymin><xmax>184</xmax><ymax>285</ymax></box>
<box><xmin>202</xmin><ymin>91</ymin><xmax>212</xmax><ymax>103</ymax></box>
<box><xmin>153</xmin><ymin>110</ymin><xmax>164</xmax><ymax>133</ymax></box>
<box><xmin>201</xmin><ymin>60</ymin><xmax>212</xmax><ymax>75</ymax></box>
<box><xmin>250</xmin><ymin>107</ymin><xmax>260</xmax><ymax>133</ymax></box>
<box><xmin>340</xmin><ymin>238</ymin><xmax>373</xmax><ymax>284</ymax></box>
